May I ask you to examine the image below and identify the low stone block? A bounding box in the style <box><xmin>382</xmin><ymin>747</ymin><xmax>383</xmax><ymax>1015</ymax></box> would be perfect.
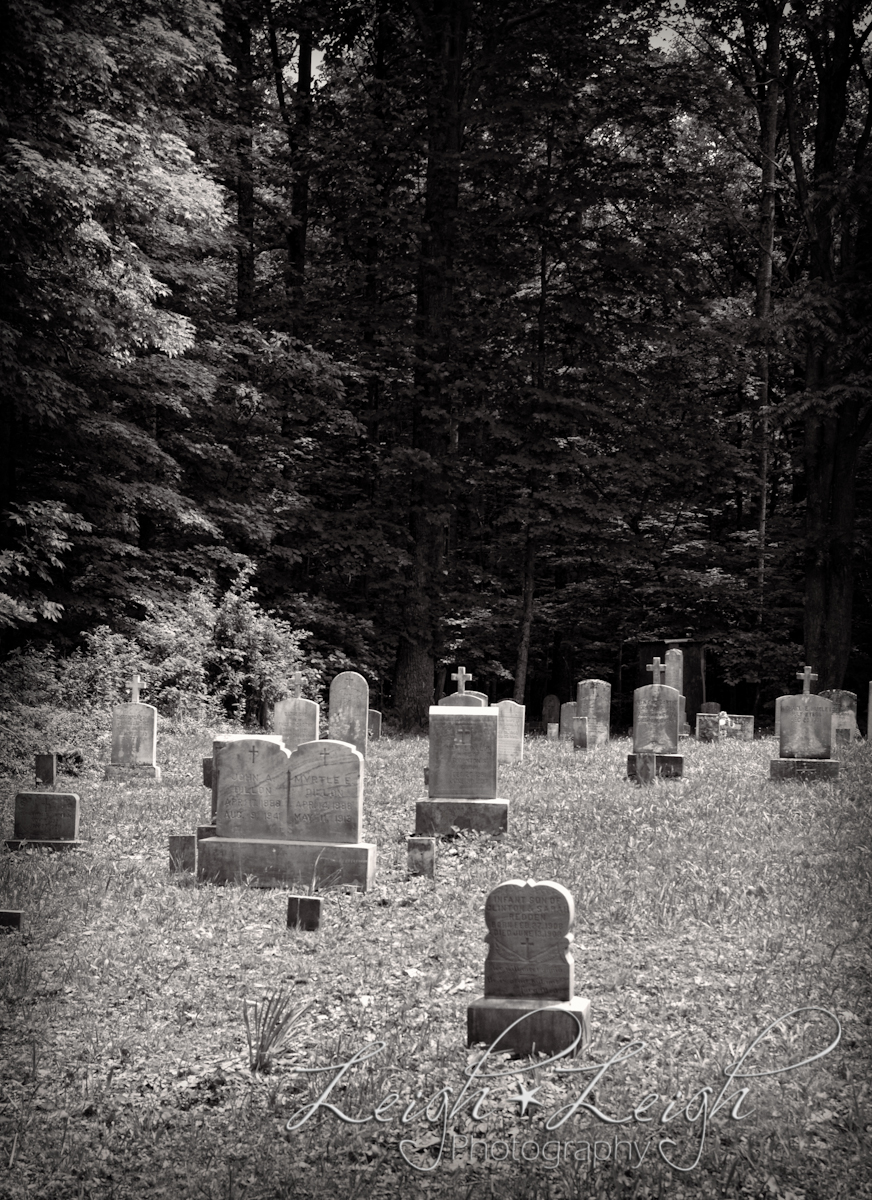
<box><xmin>169</xmin><ymin>834</ymin><xmax>197</xmax><ymax>873</ymax></box>
<box><xmin>696</xmin><ymin>714</ymin><xmax>720</xmax><ymax>741</ymax></box>
<box><xmin>287</xmin><ymin>896</ymin><xmax>322</xmax><ymax>931</ymax></box>
<box><xmin>103</xmin><ymin>764</ymin><xmax>162</xmax><ymax>782</ymax></box>
<box><xmin>407</xmin><ymin>836</ymin><xmax>436</xmax><ymax>878</ymax></box>
<box><xmin>769</xmin><ymin>758</ymin><xmax>839</xmax><ymax>782</ymax></box>
<box><xmin>197</xmin><ymin>838</ymin><xmax>376</xmax><ymax>890</ymax></box>
<box><xmin>0</xmin><ymin>911</ymin><xmax>23</xmax><ymax>932</ymax></box>
<box><xmin>467</xmin><ymin>997</ymin><xmax>591</xmax><ymax>1058</ymax></box>
<box><xmin>415</xmin><ymin>799</ymin><xmax>508</xmax><ymax>837</ymax></box>
<box><xmin>546</xmin><ymin>723</ymin><xmax>559</xmax><ymax>741</ymax></box>
<box><xmin>35</xmin><ymin>754</ymin><xmax>57</xmax><ymax>787</ymax></box>
<box><xmin>202</xmin><ymin>757</ymin><xmax>212</xmax><ymax>787</ymax></box>
<box><xmin>627</xmin><ymin>753</ymin><xmax>683</xmax><ymax>780</ymax></box>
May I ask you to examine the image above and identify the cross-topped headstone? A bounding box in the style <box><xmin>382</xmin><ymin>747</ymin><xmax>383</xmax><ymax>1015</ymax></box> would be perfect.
<box><xmin>646</xmin><ymin>658</ymin><xmax>665</xmax><ymax>684</ymax></box>
<box><xmin>451</xmin><ymin>666</ymin><xmax>473</xmax><ymax>695</ymax></box>
<box><xmin>126</xmin><ymin>673</ymin><xmax>143</xmax><ymax>703</ymax></box>
<box><xmin>796</xmin><ymin>665</ymin><xmax>817</xmax><ymax>695</ymax></box>
<box><xmin>290</xmin><ymin>670</ymin><xmax>304</xmax><ymax>698</ymax></box>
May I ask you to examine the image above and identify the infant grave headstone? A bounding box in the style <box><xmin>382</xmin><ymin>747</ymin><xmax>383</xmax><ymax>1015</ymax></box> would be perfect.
<box><xmin>770</xmin><ymin>666</ymin><xmax>838</xmax><ymax>781</ymax></box>
<box><xmin>5</xmin><ymin>792</ymin><xmax>82</xmax><ymax>851</ymax></box>
<box><xmin>415</xmin><ymin>706</ymin><xmax>508</xmax><ymax>836</ymax></box>
<box><xmin>198</xmin><ymin>737</ymin><xmax>376</xmax><ymax>889</ymax></box>
<box><xmin>104</xmin><ymin>673</ymin><xmax>161</xmax><ymax>782</ymax></box>
<box><xmin>467</xmin><ymin>879</ymin><xmax>591</xmax><ymax>1058</ymax></box>
<box><xmin>329</xmin><ymin>671</ymin><xmax>369</xmax><ymax>757</ymax></box>
<box><xmin>627</xmin><ymin>661</ymin><xmax>683</xmax><ymax>780</ymax></box>
<box><xmin>273</xmin><ymin>671</ymin><xmax>319</xmax><ymax>753</ymax></box>
<box><xmin>576</xmin><ymin>680</ymin><xmax>610</xmax><ymax>747</ymax></box>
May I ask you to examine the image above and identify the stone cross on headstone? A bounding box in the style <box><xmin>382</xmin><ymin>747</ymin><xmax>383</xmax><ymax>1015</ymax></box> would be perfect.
<box><xmin>127</xmin><ymin>673</ymin><xmax>143</xmax><ymax>703</ymax></box>
<box><xmin>290</xmin><ymin>670</ymin><xmax>304</xmax><ymax>698</ymax></box>
<box><xmin>797</xmin><ymin>665</ymin><xmax>818</xmax><ymax>695</ymax></box>
<box><xmin>646</xmin><ymin>658</ymin><xmax>665</xmax><ymax>685</ymax></box>
<box><xmin>452</xmin><ymin>666</ymin><xmax>473</xmax><ymax>695</ymax></box>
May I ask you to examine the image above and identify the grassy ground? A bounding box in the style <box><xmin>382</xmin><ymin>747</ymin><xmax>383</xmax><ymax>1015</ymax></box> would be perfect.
<box><xmin>0</xmin><ymin>725</ymin><xmax>870</xmax><ymax>1200</ymax></box>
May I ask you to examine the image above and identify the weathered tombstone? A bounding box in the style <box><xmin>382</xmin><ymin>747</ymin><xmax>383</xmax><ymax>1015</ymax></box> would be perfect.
<box><xmin>572</xmin><ymin>715</ymin><xmax>588</xmax><ymax>751</ymax></box>
<box><xmin>820</xmin><ymin>689</ymin><xmax>859</xmax><ymax>744</ymax></box>
<box><xmin>206</xmin><ymin>734</ymin><xmax>285</xmax><ymax>821</ymax></box>
<box><xmin>627</xmin><ymin>661</ymin><xmax>683</xmax><ymax>779</ymax></box>
<box><xmin>546</xmin><ymin>723</ymin><xmax>559</xmax><ymax>741</ymax></box>
<box><xmin>770</xmin><ymin>666</ymin><xmax>838</xmax><ymax>781</ymax></box>
<box><xmin>407</xmin><ymin>836</ymin><xmax>436</xmax><ymax>879</ymax></box>
<box><xmin>439</xmin><ymin>665</ymin><xmax>487</xmax><ymax>707</ymax></box>
<box><xmin>700</xmin><ymin>702</ymin><xmax>721</xmax><ymax>714</ymax></box>
<box><xmin>576</xmin><ymin>680</ymin><xmax>610</xmax><ymax>747</ymax></box>
<box><xmin>774</xmin><ymin>695</ymin><xmax>787</xmax><ymax>739</ymax></box>
<box><xmin>541</xmin><ymin>694</ymin><xmax>560</xmax><ymax>728</ymax></box>
<box><xmin>665</xmin><ymin>649</ymin><xmax>690</xmax><ymax>736</ymax></box>
<box><xmin>495</xmin><ymin>699</ymin><xmax>524</xmax><ymax>763</ymax></box>
<box><xmin>559</xmin><ymin>701</ymin><xmax>577</xmax><ymax>740</ymax></box>
<box><xmin>367</xmin><ymin>709</ymin><xmax>382</xmax><ymax>739</ymax></box>
<box><xmin>723</xmin><ymin>713</ymin><xmax>754</xmax><ymax>741</ymax></box>
<box><xmin>328</xmin><ymin>672</ymin><xmax>369</xmax><ymax>757</ymax></box>
<box><xmin>415</xmin><ymin>707</ymin><xmax>508</xmax><ymax>836</ymax></box>
<box><xmin>696</xmin><ymin>713</ymin><xmax>720</xmax><ymax>742</ymax></box>
<box><xmin>198</xmin><ymin>738</ymin><xmax>376</xmax><ymax>889</ymax></box>
<box><xmin>104</xmin><ymin>673</ymin><xmax>161</xmax><ymax>782</ymax></box>
<box><xmin>467</xmin><ymin>879</ymin><xmax>591</xmax><ymax>1058</ymax></box>
<box><xmin>272</xmin><ymin>671</ymin><xmax>319</xmax><ymax>754</ymax></box>
<box><xmin>35</xmin><ymin>754</ymin><xmax>57</xmax><ymax>788</ymax></box>
<box><xmin>5</xmin><ymin>792</ymin><xmax>82</xmax><ymax>851</ymax></box>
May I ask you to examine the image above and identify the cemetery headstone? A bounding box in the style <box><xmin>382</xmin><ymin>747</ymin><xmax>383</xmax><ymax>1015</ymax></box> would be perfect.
<box><xmin>722</xmin><ymin>713</ymin><xmax>754</xmax><ymax>741</ymax></box>
<box><xmin>774</xmin><ymin>695</ymin><xmax>786</xmax><ymax>739</ymax></box>
<box><xmin>495</xmin><ymin>699</ymin><xmax>524</xmax><ymax>763</ymax></box>
<box><xmin>546</xmin><ymin>723</ymin><xmax>559</xmax><ymax>741</ymax></box>
<box><xmin>541</xmin><ymin>694</ymin><xmax>560</xmax><ymax>728</ymax></box>
<box><xmin>407</xmin><ymin>836</ymin><xmax>436</xmax><ymax>879</ymax></box>
<box><xmin>572</xmin><ymin>715</ymin><xmax>588</xmax><ymax>751</ymax></box>
<box><xmin>205</xmin><ymin>734</ymin><xmax>285</xmax><ymax>821</ymax></box>
<box><xmin>104</xmin><ymin>673</ymin><xmax>161</xmax><ymax>782</ymax></box>
<box><xmin>5</xmin><ymin>792</ymin><xmax>82</xmax><ymax>851</ymax></box>
<box><xmin>272</xmin><ymin>671</ymin><xmax>319</xmax><ymax>754</ymax></box>
<box><xmin>575</xmin><ymin>679</ymin><xmax>611</xmax><ymax>747</ymax></box>
<box><xmin>820</xmin><ymin>689</ymin><xmax>859</xmax><ymax>744</ymax></box>
<box><xmin>35</xmin><ymin>754</ymin><xmax>57</xmax><ymax>788</ymax></box>
<box><xmin>665</xmin><ymin>649</ymin><xmax>690</xmax><ymax>735</ymax></box>
<box><xmin>467</xmin><ymin>879</ymin><xmax>591</xmax><ymax>1058</ymax></box>
<box><xmin>415</xmin><ymin>707</ymin><xmax>508</xmax><ymax>836</ymax></box>
<box><xmin>329</xmin><ymin>672</ymin><xmax>369</xmax><ymax>757</ymax></box>
<box><xmin>368</xmin><ymin>709</ymin><xmax>382</xmax><ymax>739</ymax></box>
<box><xmin>627</xmin><ymin>660</ymin><xmax>683</xmax><ymax>780</ymax></box>
<box><xmin>696</xmin><ymin>713</ymin><xmax>720</xmax><ymax>742</ymax></box>
<box><xmin>700</xmin><ymin>702</ymin><xmax>721</xmax><ymax>714</ymax></box>
<box><xmin>439</xmin><ymin>665</ymin><xmax>487</xmax><ymax>707</ymax></box>
<box><xmin>770</xmin><ymin>666</ymin><xmax>839</xmax><ymax>781</ymax></box>
<box><xmin>559</xmin><ymin>701</ymin><xmax>577</xmax><ymax>740</ymax></box>
<box><xmin>198</xmin><ymin>737</ymin><xmax>376</xmax><ymax>889</ymax></box>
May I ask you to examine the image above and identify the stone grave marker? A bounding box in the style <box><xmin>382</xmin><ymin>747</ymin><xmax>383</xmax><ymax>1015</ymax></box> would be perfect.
<box><xmin>35</xmin><ymin>754</ymin><xmax>57</xmax><ymax>788</ymax></box>
<box><xmin>495</xmin><ymin>699</ymin><xmax>524</xmax><ymax>763</ymax></box>
<box><xmin>467</xmin><ymin>879</ymin><xmax>590</xmax><ymax>1058</ymax></box>
<box><xmin>415</xmin><ymin>706</ymin><xmax>508</xmax><ymax>836</ymax></box>
<box><xmin>572</xmin><ymin>715</ymin><xmax>588</xmax><ymax>750</ymax></box>
<box><xmin>696</xmin><ymin>713</ymin><xmax>720</xmax><ymax>742</ymax></box>
<box><xmin>329</xmin><ymin>671</ymin><xmax>369</xmax><ymax>757</ymax></box>
<box><xmin>104</xmin><ymin>673</ymin><xmax>161</xmax><ymax>782</ymax></box>
<box><xmin>559</xmin><ymin>701</ymin><xmax>577</xmax><ymax>740</ymax></box>
<box><xmin>665</xmin><ymin>649</ymin><xmax>689</xmax><ymax>735</ymax></box>
<box><xmin>627</xmin><ymin>660</ymin><xmax>683</xmax><ymax>779</ymax></box>
<box><xmin>205</xmin><ymin>734</ymin><xmax>285</xmax><ymax>821</ymax></box>
<box><xmin>272</xmin><ymin>671</ymin><xmax>319</xmax><ymax>753</ymax></box>
<box><xmin>198</xmin><ymin>737</ymin><xmax>376</xmax><ymax>889</ymax></box>
<box><xmin>5</xmin><ymin>792</ymin><xmax>82</xmax><ymax>851</ymax></box>
<box><xmin>541</xmin><ymin>694</ymin><xmax>560</xmax><ymax>728</ymax></box>
<box><xmin>774</xmin><ymin>695</ymin><xmax>786</xmax><ymax>739</ymax></box>
<box><xmin>700</xmin><ymin>702</ymin><xmax>721</xmax><ymax>714</ymax></box>
<box><xmin>770</xmin><ymin>665</ymin><xmax>838</xmax><ymax>781</ymax></box>
<box><xmin>576</xmin><ymin>679</ymin><xmax>610</xmax><ymax>747</ymax></box>
<box><xmin>820</xmin><ymin>689</ymin><xmax>859</xmax><ymax>744</ymax></box>
<box><xmin>368</xmin><ymin>709</ymin><xmax>382</xmax><ymax>739</ymax></box>
<box><xmin>407</xmin><ymin>836</ymin><xmax>436</xmax><ymax>879</ymax></box>
<box><xmin>439</xmin><ymin>666</ymin><xmax>487</xmax><ymax>707</ymax></box>
<box><xmin>0</xmin><ymin>911</ymin><xmax>22</xmax><ymax>933</ymax></box>
<box><xmin>722</xmin><ymin>713</ymin><xmax>754</xmax><ymax>741</ymax></box>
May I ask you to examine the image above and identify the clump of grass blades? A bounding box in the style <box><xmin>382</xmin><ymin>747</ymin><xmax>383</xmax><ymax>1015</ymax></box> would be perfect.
<box><xmin>242</xmin><ymin>991</ymin><xmax>310</xmax><ymax>1073</ymax></box>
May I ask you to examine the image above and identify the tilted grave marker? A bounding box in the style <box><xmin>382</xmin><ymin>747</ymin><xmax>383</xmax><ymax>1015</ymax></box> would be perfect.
<box><xmin>467</xmin><ymin>879</ymin><xmax>590</xmax><ymax>1058</ymax></box>
<box><xmin>770</xmin><ymin>665</ymin><xmax>838</xmax><ymax>781</ymax></box>
<box><xmin>328</xmin><ymin>671</ymin><xmax>369</xmax><ymax>757</ymax></box>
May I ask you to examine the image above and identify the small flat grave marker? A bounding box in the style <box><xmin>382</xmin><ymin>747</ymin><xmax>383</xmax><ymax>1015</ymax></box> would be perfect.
<box><xmin>5</xmin><ymin>792</ymin><xmax>82</xmax><ymax>851</ymax></box>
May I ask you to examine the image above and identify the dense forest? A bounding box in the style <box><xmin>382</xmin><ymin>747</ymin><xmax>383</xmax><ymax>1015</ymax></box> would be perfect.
<box><xmin>1</xmin><ymin>0</ymin><xmax>870</xmax><ymax>726</ymax></box>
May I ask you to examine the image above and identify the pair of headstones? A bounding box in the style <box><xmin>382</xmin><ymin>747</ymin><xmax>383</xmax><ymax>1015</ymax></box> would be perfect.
<box><xmin>543</xmin><ymin>680</ymin><xmax>612</xmax><ymax>747</ymax></box>
<box><xmin>274</xmin><ymin>669</ymin><xmax>370</xmax><ymax>758</ymax></box>
<box><xmin>438</xmin><ymin>666</ymin><xmax>526</xmax><ymax>763</ymax></box>
<box><xmin>770</xmin><ymin>666</ymin><xmax>839</xmax><ymax>780</ymax></box>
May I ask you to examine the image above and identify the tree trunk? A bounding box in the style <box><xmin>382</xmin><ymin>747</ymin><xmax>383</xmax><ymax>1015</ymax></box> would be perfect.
<box><xmin>225</xmin><ymin>2</ymin><xmax>255</xmax><ymax>321</ymax></box>
<box><xmin>512</xmin><ymin>531</ymin><xmax>535</xmax><ymax>704</ymax></box>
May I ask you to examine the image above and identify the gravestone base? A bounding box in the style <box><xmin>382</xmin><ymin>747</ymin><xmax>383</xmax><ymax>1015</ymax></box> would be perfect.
<box><xmin>104</xmin><ymin>764</ymin><xmax>162</xmax><ymax>783</ymax></box>
<box><xmin>197</xmin><ymin>838</ymin><xmax>376</xmax><ymax>891</ymax></box>
<box><xmin>5</xmin><ymin>838</ymin><xmax>85</xmax><ymax>852</ymax></box>
<box><xmin>415</xmin><ymin>799</ymin><xmax>508</xmax><ymax>838</ymax></box>
<box><xmin>407</xmin><ymin>836</ymin><xmax>436</xmax><ymax>878</ymax></box>
<box><xmin>467</xmin><ymin>996</ymin><xmax>591</xmax><ymax>1058</ymax></box>
<box><xmin>626</xmin><ymin>754</ymin><xmax>683</xmax><ymax>780</ymax></box>
<box><xmin>769</xmin><ymin>758</ymin><xmax>839</xmax><ymax>782</ymax></box>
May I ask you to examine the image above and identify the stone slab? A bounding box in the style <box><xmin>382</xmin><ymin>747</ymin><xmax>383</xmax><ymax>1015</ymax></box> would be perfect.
<box><xmin>484</xmin><ymin>880</ymin><xmax>574</xmax><ymax>1000</ymax></box>
<box><xmin>633</xmin><ymin>684</ymin><xmax>680</xmax><ymax>754</ymax></box>
<box><xmin>368</xmin><ymin>710</ymin><xmax>382</xmax><ymax>739</ymax></box>
<box><xmin>103</xmin><ymin>764</ymin><xmax>161</xmax><ymax>782</ymax></box>
<box><xmin>197</xmin><ymin>838</ymin><xmax>376</xmax><ymax>890</ymax></box>
<box><xmin>415</xmin><ymin>799</ymin><xmax>508</xmax><ymax>837</ymax></box>
<box><xmin>769</xmin><ymin>758</ymin><xmax>839</xmax><ymax>781</ymax></box>
<box><xmin>328</xmin><ymin>671</ymin><xmax>369</xmax><ymax>757</ymax></box>
<box><xmin>627</xmin><ymin>753</ymin><xmax>683</xmax><ymax>780</ymax></box>
<box><xmin>407</xmin><ymin>836</ymin><xmax>436</xmax><ymax>878</ymax></box>
<box><xmin>35</xmin><ymin>754</ymin><xmax>57</xmax><ymax>787</ymax></box>
<box><xmin>495</xmin><ymin>700</ymin><xmax>524</xmax><ymax>763</ymax></box>
<box><xmin>779</xmin><ymin>694</ymin><xmax>833</xmax><ymax>759</ymax></box>
<box><xmin>559</xmin><ymin>702</ymin><xmax>577</xmax><ymax>740</ymax></box>
<box><xmin>210</xmin><ymin>734</ymin><xmax>285</xmax><ymax>819</ymax></box>
<box><xmin>273</xmin><ymin>696</ymin><xmax>320</xmax><ymax>753</ymax></box>
<box><xmin>576</xmin><ymin>680</ymin><xmax>610</xmax><ymax>746</ymax></box>
<box><xmin>12</xmin><ymin>792</ymin><xmax>80</xmax><ymax>841</ymax></box>
<box><xmin>110</xmin><ymin>702</ymin><xmax>157</xmax><ymax>767</ymax></box>
<box><xmin>428</xmin><ymin>707</ymin><xmax>498</xmax><ymax>799</ymax></box>
<box><xmin>467</xmin><ymin>996</ymin><xmax>591</xmax><ymax>1058</ymax></box>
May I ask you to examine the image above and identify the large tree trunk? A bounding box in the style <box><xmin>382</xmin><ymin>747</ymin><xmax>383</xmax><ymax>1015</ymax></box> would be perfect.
<box><xmin>225</xmin><ymin>2</ymin><xmax>255</xmax><ymax>321</ymax></box>
<box><xmin>512</xmin><ymin>531</ymin><xmax>535</xmax><ymax>704</ymax></box>
<box><xmin>392</xmin><ymin>0</ymin><xmax>471</xmax><ymax>726</ymax></box>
